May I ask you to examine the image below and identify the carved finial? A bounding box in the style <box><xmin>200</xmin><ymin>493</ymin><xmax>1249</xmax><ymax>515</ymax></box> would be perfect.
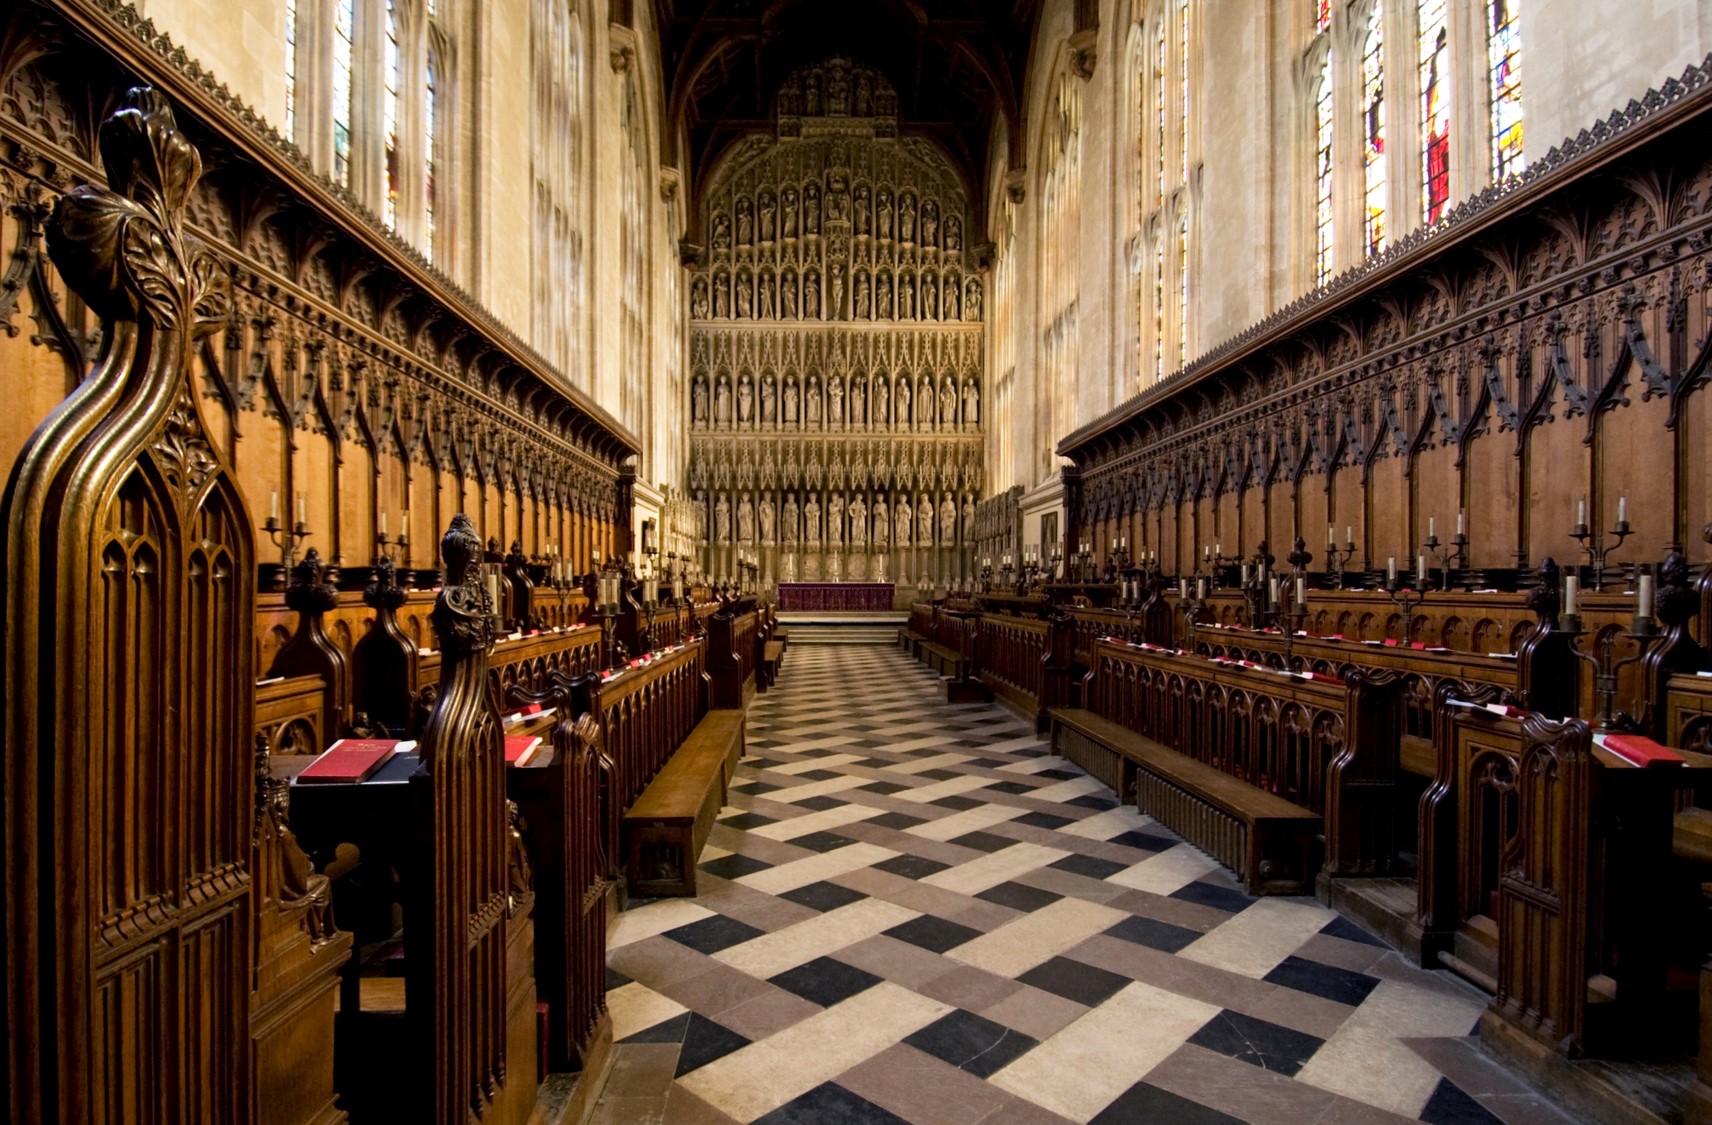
<box><xmin>505</xmin><ymin>540</ymin><xmax>527</xmax><ymax>568</ymax></box>
<box><xmin>1657</xmin><ymin>548</ymin><xmax>1697</xmax><ymax>627</ymax></box>
<box><xmin>285</xmin><ymin>548</ymin><xmax>339</xmax><ymax>614</ymax></box>
<box><xmin>444</xmin><ymin>516</ymin><xmax>482</xmax><ymax>586</ymax></box>
<box><xmin>363</xmin><ymin>553</ymin><xmax>407</xmax><ymax>610</ymax></box>
<box><xmin>1528</xmin><ymin>556</ymin><xmax>1562</xmax><ymax>624</ymax></box>
<box><xmin>1287</xmin><ymin>536</ymin><xmax>1314</xmax><ymax>570</ymax></box>
<box><xmin>432</xmin><ymin>514</ymin><xmax>493</xmax><ymax>657</ymax></box>
<box><xmin>48</xmin><ymin>87</ymin><xmax>231</xmax><ymax>335</ymax></box>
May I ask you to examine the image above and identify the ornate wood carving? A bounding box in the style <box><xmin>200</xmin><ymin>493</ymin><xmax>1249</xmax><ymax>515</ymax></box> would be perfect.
<box><xmin>0</xmin><ymin>86</ymin><xmax>290</xmax><ymax>1125</ymax></box>
<box><xmin>405</xmin><ymin>514</ymin><xmax>534</xmax><ymax>1123</ymax></box>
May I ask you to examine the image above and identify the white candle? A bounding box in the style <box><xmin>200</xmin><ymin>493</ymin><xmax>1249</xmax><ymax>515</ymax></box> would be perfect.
<box><xmin>1295</xmin><ymin>577</ymin><xmax>1306</xmax><ymax>605</ymax></box>
<box><xmin>1457</xmin><ymin>511</ymin><xmax>1466</xmax><ymax>536</ymax></box>
<box><xmin>1268</xmin><ymin>578</ymin><xmax>1280</xmax><ymax>607</ymax></box>
<box><xmin>1327</xmin><ymin>524</ymin><xmax>1335</xmax><ymax>548</ymax></box>
<box><xmin>1111</xmin><ymin>538</ymin><xmax>1118</xmax><ymax>551</ymax></box>
<box><xmin>1241</xmin><ymin>563</ymin><xmax>1252</xmax><ymax>584</ymax></box>
<box><xmin>1577</xmin><ymin>498</ymin><xmax>1586</xmax><ymax>527</ymax></box>
<box><xmin>379</xmin><ymin>511</ymin><xmax>387</xmax><ymax>536</ymax></box>
<box><xmin>1417</xmin><ymin>555</ymin><xmax>1427</xmax><ymax>584</ymax></box>
<box><xmin>1563</xmin><ymin>574</ymin><xmax>1578</xmax><ymax>616</ymax></box>
<box><xmin>1429</xmin><ymin>516</ymin><xmax>1436</xmax><ymax>538</ymax></box>
<box><xmin>1179</xmin><ymin>578</ymin><xmax>1189</xmax><ymax>599</ymax></box>
<box><xmin>401</xmin><ymin>510</ymin><xmax>409</xmax><ymax>541</ymax></box>
<box><xmin>1387</xmin><ymin>557</ymin><xmax>1397</xmax><ymax>581</ymax></box>
<box><xmin>296</xmin><ymin>492</ymin><xmax>306</xmax><ymax>525</ymax></box>
<box><xmin>1204</xmin><ymin>545</ymin><xmax>1211</xmax><ymax>560</ymax></box>
<box><xmin>1196</xmin><ymin>577</ymin><xmax>1207</xmax><ymax>600</ymax></box>
<box><xmin>1638</xmin><ymin>573</ymin><xmax>1654</xmax><ymax>619</ymax></box>
<box><xmin>1120</xmin><ymin>537</ymin><xmax>1127</xmax><ymax>549</ymax></box>
<box><xmin>1215</xmin><ymin>542</ymin><xmax>1222</xmax><ymax>557</ymax></box>
<box><xmin>1346</xmin><ymin>526</ymin><xmax>1353</xmax><ymax>547</ymax></box>
<box><xmin>1618</xmin><ymin>496</ymin><xmax>1628</xmax><ymax>524</ymax></box>
<box><xmin>270</xmin><ymin>490</ymin><xmax>279</xmax><ymax>522</ymax></box>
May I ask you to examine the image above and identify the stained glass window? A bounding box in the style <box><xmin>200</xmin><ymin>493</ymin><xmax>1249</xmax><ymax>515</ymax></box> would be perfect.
<box><xmin>1420</xmin><ymin>0</ymin><xmax>1450</xmax><ymax>224</ymax></box>
<box><xmin>383</xmin><ymin>1</ymin><xmax>400</xmax><ymax>229</ymax></box>
<box><xmin>1315</xmin><ymin>52</ymin><xmax>1334</xmax><ymax>285</ymax></box>
<box><xmin>333</xmin><ymin>0</ymin><xmax>354</xmax><ymax>187</ymax></box>
<box><xmin>1316</xmin><ymin>0</ymin><xmax>1331</xmax><ymax>33</ymax></box>
<box><xmin>426</xmin><ymin>50</ymin><xmax>438</xmax><ymax>258</ymax></box>
<box><xmin>1361</xmin><ymin>4</ymin><xmax>1387</xmax><ymax>257</ymax></box>
<box><xmin>284</xmin><ymin>0</ymin><xmax>297</xmax><ymax>142</ymax></box>
<box><xmin>1490</xmin><ymin>0</ymin><xmax>1523</xmax><ymax>178</ymax></box>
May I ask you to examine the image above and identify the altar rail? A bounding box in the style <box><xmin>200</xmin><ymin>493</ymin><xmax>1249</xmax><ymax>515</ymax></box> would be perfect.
<box><xmin>778</xmin><ymin>582</ymin><xmax>897</xmax><ymax>612</ymax></box>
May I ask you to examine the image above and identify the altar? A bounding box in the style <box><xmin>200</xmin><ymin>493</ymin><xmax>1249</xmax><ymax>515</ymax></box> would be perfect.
<box><xmin>777</xmin><ymin>582</ymin><xmax>897</xmax><ymax>612</ymax></box>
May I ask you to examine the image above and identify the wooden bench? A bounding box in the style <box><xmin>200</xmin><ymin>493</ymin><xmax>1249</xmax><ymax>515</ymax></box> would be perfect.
<box><xmin>901</xmin><ymin>602</ymin><xmax>934</xmax><ymax>656</ymax></box>
<box><xmin>622</xmin><ymin>710</ymin><xmax>746</xmax><ymax>897</ymax></box>
<box><xmin>1050</xmin><ymin>707</ymin><xmax>1321</xmax><ymax>895</ymax></box>
<box><xmin>760</xmin><ymin>638</ymin><xmax>786</xmax><ymax>689</ymax></box>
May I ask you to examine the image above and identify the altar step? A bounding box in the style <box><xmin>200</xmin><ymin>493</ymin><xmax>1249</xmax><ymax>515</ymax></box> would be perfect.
<box><xmin>777</xmin><ymin>612</ymin><xmax>907</xmax><ymax>646</ymax></box>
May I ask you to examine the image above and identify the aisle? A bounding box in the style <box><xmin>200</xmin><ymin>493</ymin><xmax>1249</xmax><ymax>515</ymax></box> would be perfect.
<box><xmin>593</xmin><ymin>646</ymin><xmax>1557</xmax><ymax>1125</ymax></box>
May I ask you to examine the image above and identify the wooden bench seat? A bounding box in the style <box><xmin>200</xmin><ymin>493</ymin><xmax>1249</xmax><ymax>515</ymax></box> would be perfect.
<box><xmin>760</xmin><ymin>639</ymin><xmax>786</xmax><ymax>690</ymax></box>
<box><xmin>1049</xmin><ymin>707</ymin><xmax>1321</xmax><ymax>895</ymax></box>
<box><xmin>920</xmin><ymin>641</ymin><xmax>968</xmax><ymax>680</ymax></box>
<box><xmin>621</xmin><ymin>710</ymin><xmax>746</xmax><ymax>897</ymax></box>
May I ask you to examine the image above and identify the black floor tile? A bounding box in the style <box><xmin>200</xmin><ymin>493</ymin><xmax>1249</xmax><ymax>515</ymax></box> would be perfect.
<box><xmin>948</xmin><ymin>830</ymin><xmax>1019</xmax><ymax>853</ymax></box>
<box><xmin>1188</xmin><ymin>1009</ymin><xmax>1325</xmax><ymax>1076</ymax></box>
<box><xmin>769</xmin><ymin>956</ymin><xmax>883</xmax><ymax>1007</ymax></box>
<box><xmin>883</xmin><ymin>914</ymin><xmax>984</xmax><ymax>954</ymax></box>
<box><xmin>789</xmin><ymin>831</ymin><xmax>858</xmax><ymax>853</ymax></box>
<box><xmin>1066</xmin><ymin>794</ymin><xmax>1119</xmax><ymax>811</ymax></box>
<box><xmin>780</xmin><ymin>881</ymin><xmax>869</xmax><ymax>913</ymax></box>
<box><xmin>859</xmin><ymin>781</ymin><xmax>909</xmax><ymax>796</ymax></box>
<box><xmin>1036</xmin><ymin>768</ymin><xmax>1082</xmax><ymax>780</ymax></box>
<box><xmin>976</xmin><ymin>881</ymin><xmax>1063</xmax><ymax>913</ymax></box>
<box><xmin>663</xmin><ymin>914</ymin><xmax>768</xmax><ymax>954</ymax></box>
<box><xmin>719</xmin><ymin>811</ymin><xmax>778</xmax><ymax>830</ymax></box>
<box><xmin>962</xmin><ymin>758</ymin><xmax>1011</xmax><ymax>770</ymax></box>
<box><xmin>1263</xmin><ymin>955</ymin><xmax>1382</xmax><ymax>1007</ymax></box>
<box><xmin>871</xmin><ymin>854</ymin><xmax>952</xmax><ymax>880</ymax></box>
<box><xmin>620</xmin><ymin>1010</ymin><xmax>689</xmax><ymax>1044</ymax></box>
<box><xmin>902</xmin><ymin>1009</ymin><xmax>1039</xmax><ymax>1078</ymax></box>
<box><xmin>1107</xmin><ymin>829</ymin><xmax>1178</xmax><ymax>853</ymax></box>
<box><xmin>1091</xmin><ymin>1081</ymin><xmax>1243</xmax><ymax>1125</ymax></box>
<box><xmin>983</xmin><ymin>780</ymin><xmax>1039</xmax><ymax>795</ymax></box>
<box><xmin>793</xmin><ymin>795</ymin><xmax>852</xmax><ymax>812</ymax></box>
<box><xmin>797</xmin><ymin>769</ymin><xmax>844</xmax><ymax>781</ymax></box>
<box><xmin>605</xmin><ymin>966</ymin><xmax>632</xmax><ymax>990</ymax></box>
<box><xmin>699</xmin><ymin>853</ymin><xmax>775</xmax><ymax>881</ymax></box>
<box><xmin>867</xmin><ymin>811</ymin><xmax>927</xmax><ymax>830</ymax></box>
<box><xmin>917</xmin><ymin>768</ymin><xmax>963</xmax><ymax>781</ymax></box>
<box><xmin>930</xmin><ymin>795</ymin><xmax>984</xmax><ymax>811</ymax></box>
<box><xmin>1049</xmin><ymin>853</ymin><xmax>1128</xmax><ymax>880</ymax></box>
<box><xmin>1419</xmin><ymin>1078</ymin><xmax>1506</xmax><ymax>1125</ymax></box>
<box><xmin>754</xmin><ymin>1083</ymin><xmax>910</xmax><ymax>1125</ymax></box>
<box><xmin>674</xmin><ymin>1012</ymin><xmax>752</xmax><ymax>1077</ymax></box>
<box><xmin>1320</xmin><ymin>914</ymin><xmax>1391</xmax><ymax>949</ymax></box>
<box><xmin>1015</xmin><ymin>811</ymin><xmax>1074</xmax><ymax>830</ymax></box>
<box><xmin>1016</xmin><ymin>956</ymin><xmax>1131</xmax><ymax>1008</ymax></box>
<box><xmin>1170</xmin><ymin>879</ymin><xmax>1255</xmax><ymax>913</ymax></box>
<box><xmin>737</xmin><ymin>781</ymin><xmax>786</xmax><ymax>795</ymax></box>
<box><xmin>1105</xmin><ymin>914</ymin><xmax>1203</xmax><ymax>954</ymax></box>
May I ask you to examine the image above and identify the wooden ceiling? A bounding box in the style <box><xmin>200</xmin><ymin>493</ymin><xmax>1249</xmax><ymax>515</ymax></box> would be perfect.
<box><xmin>650</xmin><ymin>0</ymin><xmax>1046</xmax><ymax>203</ymax></box>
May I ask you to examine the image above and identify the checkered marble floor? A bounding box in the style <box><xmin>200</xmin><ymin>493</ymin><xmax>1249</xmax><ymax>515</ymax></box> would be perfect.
<box><xmin>592</xmin><ymin>646</ymin><xmax>1570</xmax><ymax>1125</ymax></box>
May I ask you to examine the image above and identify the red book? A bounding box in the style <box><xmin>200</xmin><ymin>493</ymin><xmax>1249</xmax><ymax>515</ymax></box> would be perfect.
<box><xmin>297</xmin><ymin>739</ymin><xmax>400</xmax><ymax>784</ymax></box>
<box><xmin>505</xmin><ymin>736</ymin><xmax>544</xmax><ymax>767</ymax></box>
<box><xmin>1383</xmin><ymin>639</ymin><xmax>1400</xmax><ymax>647</ymax></box>
<box><xmin>1410</xmin><ymin>642</ymin><xmax>1427</xmax><ymax>650</ymax></box>
<box><xmin>1603</xmin><ymin>734</ymin><xmax>1688</xmax><ymax>768</ymax></box>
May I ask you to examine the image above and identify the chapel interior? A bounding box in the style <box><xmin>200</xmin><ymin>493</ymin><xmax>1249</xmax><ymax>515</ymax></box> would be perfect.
<box><xmin>6</xmin><ymin>0</ymin><xmax>1712</xmax><ymax>1122</ymax></box>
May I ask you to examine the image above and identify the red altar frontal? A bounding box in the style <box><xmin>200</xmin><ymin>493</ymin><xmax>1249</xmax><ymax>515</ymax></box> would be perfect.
<box><xmin>777</xmin><ymin>582</ymin><xmax>897</xmax><ymax>612</ymax></box>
